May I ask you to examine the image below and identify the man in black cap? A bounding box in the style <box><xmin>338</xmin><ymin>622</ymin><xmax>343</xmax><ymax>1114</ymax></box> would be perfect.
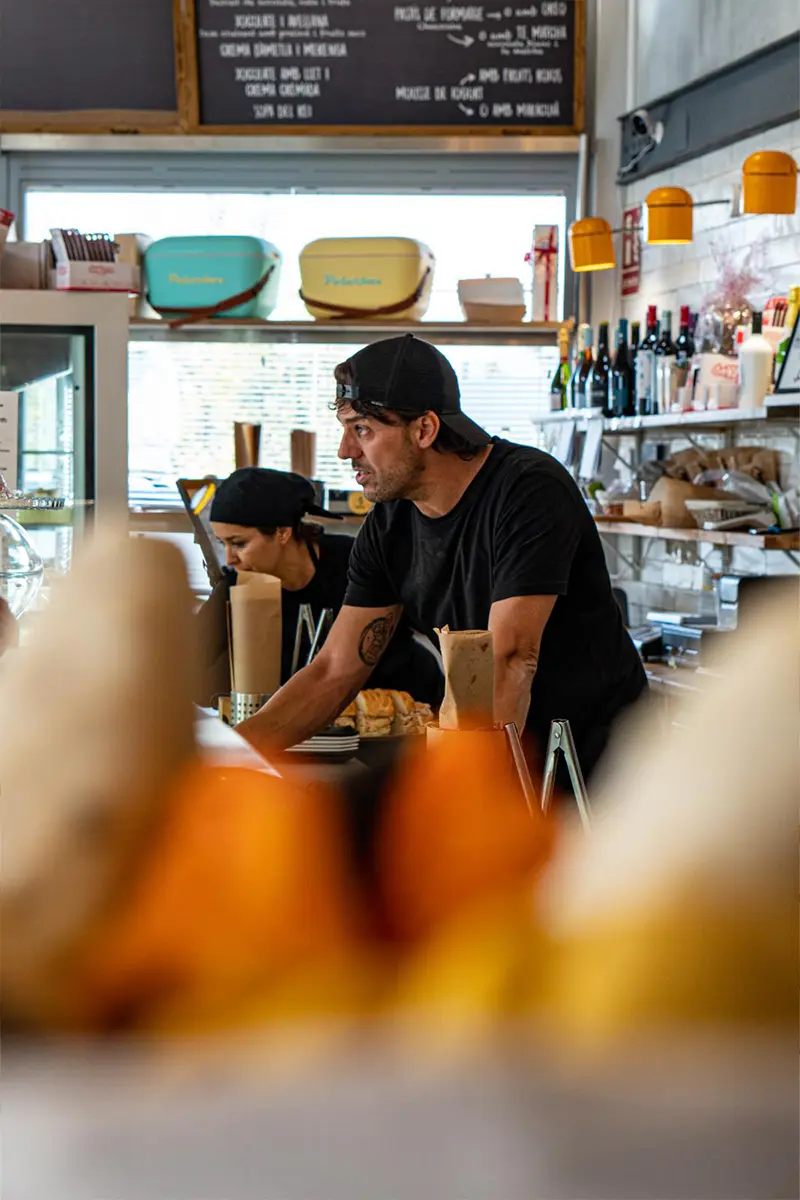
<box><xmin>197</xmin><ymin>465</ymin><xmax>442</xmax><ymax>705</ymax></box>
<box><xmin>238</xmin><ymin>336</ymin><xmax>646</xmax><ymax>777</ymax></box>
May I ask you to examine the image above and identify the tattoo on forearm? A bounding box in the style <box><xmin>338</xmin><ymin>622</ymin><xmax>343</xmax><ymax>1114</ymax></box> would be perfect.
<box><xmin>358</xmin><ymin>613</ymin><xmax>398</xmax><ymax>667</ymax></box>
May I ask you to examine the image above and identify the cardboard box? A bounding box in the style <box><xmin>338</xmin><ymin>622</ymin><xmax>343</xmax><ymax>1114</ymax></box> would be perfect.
<box><xmin>0</xmin><ymin>241</ymin><xmax>50</xmax><ymax>290</ymax></box>
<box><xmin>695</xmin><ymin>352</ymin><xmax>739</xmax><ymax>394</ymax></box>
<box><xmin>51</xmin><ymin>261</ymin><xmax>141</xmax><ymax>293</ymax></box>
<box><xmin>115</xmin><ymin>233</ymin><xmax>154</xmax><ymax>317</ymax></box>
<box><xmin>458</xmin><ymin>277</ymin><xmax>526</xmax><ymax>324</ymax></box>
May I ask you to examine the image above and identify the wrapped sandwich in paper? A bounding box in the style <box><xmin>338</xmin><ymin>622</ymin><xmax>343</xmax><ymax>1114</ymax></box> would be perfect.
<box><xmin>228</xmin><ymin>570</ymin><xmax>282</xmax><ymax>695</ymax></box>
<box><xmin>436</xmin><ymin>626</ymin><xmax>495</xmax><ymax>731</ymax></box>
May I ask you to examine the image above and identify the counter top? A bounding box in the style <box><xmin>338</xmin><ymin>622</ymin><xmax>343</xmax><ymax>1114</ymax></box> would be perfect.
<box><xmin>195</xmin><ymin>709</ymin><xmax>368</xmax><ymax>788</ymax></box>
<box><xmin>195</xmin><ymin>709</ymin><xmax>280</xmax><ymax>774</ymax></box>
<box><xmin>643</xmin><ymin>662</ymin><xmax>722</xmax><ymax>692</ymax></box>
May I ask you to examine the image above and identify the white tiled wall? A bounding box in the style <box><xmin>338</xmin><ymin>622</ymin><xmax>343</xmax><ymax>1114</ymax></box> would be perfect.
<box><xmin>620</xmin><ymin>121</ymin><xmax>800</xmax><ymax>323</ymax></box>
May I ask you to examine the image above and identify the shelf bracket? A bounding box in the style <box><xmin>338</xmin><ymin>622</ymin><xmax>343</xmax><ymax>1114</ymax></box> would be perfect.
<box><xmin>680</xmin><ymin>432</ymin><xmax>711</xmax><ymax>454</ymax></box>
<box><xmin>598</xmin><ymin>533</ymin><xmax>638</xmax><ymax>572</ymax></box>
<box><xmin>601</xmin><ymin>437</ymin><xmax>639</xmax><ymax>475</ymax></box>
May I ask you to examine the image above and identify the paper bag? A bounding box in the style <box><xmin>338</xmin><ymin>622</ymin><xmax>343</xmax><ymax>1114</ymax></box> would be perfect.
<box><xmin>437</xmin><ymin>626</ymin><xmax>495</xmax><ymax>731</ymax></box>
<box><xmin>229</xmin><ymin>571</ymin><xmax>282</xmax><ymax>694</ymax></box>
<box><xmin>648</xmin><ymin>478</ymin><xmax>733</xmax><ymax>529</ymax></box>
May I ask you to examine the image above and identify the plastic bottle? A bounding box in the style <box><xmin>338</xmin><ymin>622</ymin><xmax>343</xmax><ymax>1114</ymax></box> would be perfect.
<box><xmin>738</xmin><ymin>311</ymin><xmax>773</xmax><ymax>409</ymax></box>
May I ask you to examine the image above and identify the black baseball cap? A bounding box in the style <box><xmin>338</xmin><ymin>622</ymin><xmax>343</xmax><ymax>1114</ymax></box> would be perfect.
<box><xmin>336</xmin><ymin>334</ymin><xmax>490</xmax><ymax>448</ymax></box>
<box><xmin>209</xmin><ymin>468</ymin><xmax>340</xmax><ymax>527</ymax></box>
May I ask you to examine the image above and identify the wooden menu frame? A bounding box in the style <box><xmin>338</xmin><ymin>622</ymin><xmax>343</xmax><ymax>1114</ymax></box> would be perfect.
<box><xmin>180</xmin><ymin>0</ymin><xmax>585</xmax><ymax>137</ymax></box>
<box><xmin>0</xmin><ymin>0</ymin><xmax>185</xmax><ymax>134</ymax></box>
<box><xmin>2</xmin><ymin>0</ymin><xmax>585</xmax><ymax>137</ymax></box>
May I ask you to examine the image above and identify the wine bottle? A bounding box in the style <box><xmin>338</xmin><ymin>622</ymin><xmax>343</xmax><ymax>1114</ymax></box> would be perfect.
<box><xmin>588</xmin><ymin>321</ymin><xmax>611</xmax><ymax>412</ymax></box>
<box><xmin>675</xmin><ymin>304</ymin><xmax>695</xmax><ymax>378</ymax></box>
<box><xmin>636</xmin><ymin>304</ymin><xmax>659</xmax><ymax>416</ymax></box>
<box><xmin>611</xmin><ymin>318</ymin><xmax>635</xmax><ymax>417</ymax></box>
<box><xmin>549</xmin><ymin>326</ymin><xmax>571</xmax><ymax>410</ymax></box>
<box><xmin>570</xmin><ymin>323</ymin><xmax>594</xmax><ymax>408</ymax></box>
<box><xmin>630</xmin><ymin>320</ymin><xmax>641</xmax><ymax>412</ymax></box>
<box><xmin>654</xmin><ymin>309</ymin><xmax>677</xmax><ymax>414</ymax></box>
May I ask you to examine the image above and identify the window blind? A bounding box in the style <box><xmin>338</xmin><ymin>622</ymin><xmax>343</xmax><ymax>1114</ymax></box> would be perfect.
<box><xmin>128</xmin><ymin>341</ymin><xmax>558</xmax><ymax>508</ymax></box>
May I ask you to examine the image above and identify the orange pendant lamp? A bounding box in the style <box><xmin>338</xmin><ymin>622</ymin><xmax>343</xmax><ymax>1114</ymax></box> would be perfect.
<box><xmin>645</xmin><ymin>186</ymin><xmax>693</xmax><ymax>244</ymax></box>
<box><xmin>568</xmin><ymin>217</ymin><xmax>616</xmax><ymax>272</ymax></box>
<box><xmin>742</xmin><ymin>151</ymin><xmax>798</xmax><ymax>215</ymax></box>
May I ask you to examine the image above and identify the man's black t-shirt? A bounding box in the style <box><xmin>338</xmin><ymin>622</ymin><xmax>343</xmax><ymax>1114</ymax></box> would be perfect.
<box><xmin>196</xmin><ymin>533</ymin><xmax>442</xmax><ymax>706</ymax></box>
<box><xmin>344</xmin><ymin>439</ymin><xmax>646</xmax><ymax>767</ymax></box>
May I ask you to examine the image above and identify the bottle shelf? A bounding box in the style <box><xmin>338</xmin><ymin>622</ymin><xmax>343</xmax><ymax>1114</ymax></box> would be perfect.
<box><xmin>533</xmin><ymin>404</ymin><xmax>795</xmax><ymax>434</ymax></box>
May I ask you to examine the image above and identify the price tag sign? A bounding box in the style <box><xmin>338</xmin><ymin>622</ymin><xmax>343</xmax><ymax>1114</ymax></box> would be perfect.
<box><xmin>621</xmin><ymin>205</ymin><xmax>642</xmax><ymax>298</ymax></box>
<box><xmin>0</xmin><ymin>392</ymin><xmax>20</xmax><ymax>490</ymax></box>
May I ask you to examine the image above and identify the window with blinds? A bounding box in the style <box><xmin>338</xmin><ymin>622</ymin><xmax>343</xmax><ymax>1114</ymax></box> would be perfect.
<box><xmin>128</xmin><ymin>340</ymin><xmax>558</xmax><ymax>507</ymax></box>
<box><xmin>25</xmin><ymin>188</ymin><xmax>564</xmax><ymax>508</ymax></box>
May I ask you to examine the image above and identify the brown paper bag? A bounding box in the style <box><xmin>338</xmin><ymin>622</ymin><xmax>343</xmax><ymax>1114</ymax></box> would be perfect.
<box><xmin>648</xmin><ymin>478</ymin><xmax>734</xmax><ymax>529</ymax></box>
<box><xmin>437</xmin><ymin>626</ymin><xmax>495</xmax><ymax>730</ymax></box>
<box><xmin>229</xmin><ymin>571</ymin><xmax>282</xmax><ymax>694</ymax></box>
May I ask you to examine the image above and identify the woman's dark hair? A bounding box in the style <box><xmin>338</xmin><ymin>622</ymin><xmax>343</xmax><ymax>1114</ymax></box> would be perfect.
<box><xmin>257</xmin><ymin>520</ymin><xmax>323</xmax><ymax>544</ymax></box>
<box><xmin>332</xmin><ymin>361</ymin><xmax>479</xmax><ymax>461</ymax></box>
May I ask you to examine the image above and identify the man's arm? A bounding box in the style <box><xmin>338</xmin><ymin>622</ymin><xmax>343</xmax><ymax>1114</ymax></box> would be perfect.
<box><xmin>489</xmin><ymin>594</ymin><xmax>556</xmax><ymax>730</ymax></box>
<box><xmin>236</xmin><ymin>603</ymin><xmax>402</xmax><ymax>755</ymax></box>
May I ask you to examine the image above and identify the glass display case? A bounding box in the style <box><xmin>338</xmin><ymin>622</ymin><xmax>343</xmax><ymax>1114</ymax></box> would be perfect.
<box><xmin>0</xmin><ymin>291</ymin><xmax>128</xmax><ymax>616</ymax></box>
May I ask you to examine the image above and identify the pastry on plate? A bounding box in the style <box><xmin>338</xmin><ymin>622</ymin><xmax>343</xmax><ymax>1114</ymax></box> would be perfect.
<box><xmin>390</xmin><ymin>690</ymin><xmax>433</xmax><ymax>735</ymax></box>
<box><xmin>334</xmin><ymin>699</ymin><xmax>357</xmax><ymax>732</ymax></box>
<box><xmin>355</xmin><ymin>689</ymin><xmax>394</xmax><ymax>737</ymax></box>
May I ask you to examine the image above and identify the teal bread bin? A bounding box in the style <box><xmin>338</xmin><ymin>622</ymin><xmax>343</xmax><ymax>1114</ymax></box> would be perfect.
<box><xmin>144</xmin><ymin>236</ymin><xmax>282</xmax><ymax>323</ymax></box>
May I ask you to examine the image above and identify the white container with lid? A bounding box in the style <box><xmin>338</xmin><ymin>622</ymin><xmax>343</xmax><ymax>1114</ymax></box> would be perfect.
<box><xmin>458</xmin><ymin>276</ymin><xmax>526</xmax><ymax>324</ymax></box>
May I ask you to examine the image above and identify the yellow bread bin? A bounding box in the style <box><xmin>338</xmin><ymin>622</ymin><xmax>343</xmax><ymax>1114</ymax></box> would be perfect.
<box><xmin>299</xmin><ymin>237</ymin><xmax>435</xmax><ymax>321</ymax></box>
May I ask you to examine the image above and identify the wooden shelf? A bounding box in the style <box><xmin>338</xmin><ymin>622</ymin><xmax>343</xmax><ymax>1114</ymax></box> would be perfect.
<box><xmin>595</xmin><ymin>520</ymin><xmax>800</xmax><ymax>550</ymax></box>
<box><xmin>128</xmin><ymin>318</ymin><xmax>561</xmax><ymax>348</ymax></box>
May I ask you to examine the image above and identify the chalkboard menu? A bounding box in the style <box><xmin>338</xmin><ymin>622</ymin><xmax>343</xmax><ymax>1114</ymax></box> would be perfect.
<box><xmin>193</xmin><ymin>0</ymin><xmax>583</xmax><ymax>132</ymax></box>
<box><xmin>0</xmin><ymin>0</ymin><xmax>178</xmax><ymax>127</ymax></box>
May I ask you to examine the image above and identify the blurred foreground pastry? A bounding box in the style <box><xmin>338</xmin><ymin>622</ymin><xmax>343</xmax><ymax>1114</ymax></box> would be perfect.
<box><xmin>537</xmin><ymin>584</ymin><xmax>798</xmax><ymax>1044</ymax></box>
<box><xmin>0</xmin><ymin>530</ymin><xmax>197</xmax><ymax>1027</ymax></box>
